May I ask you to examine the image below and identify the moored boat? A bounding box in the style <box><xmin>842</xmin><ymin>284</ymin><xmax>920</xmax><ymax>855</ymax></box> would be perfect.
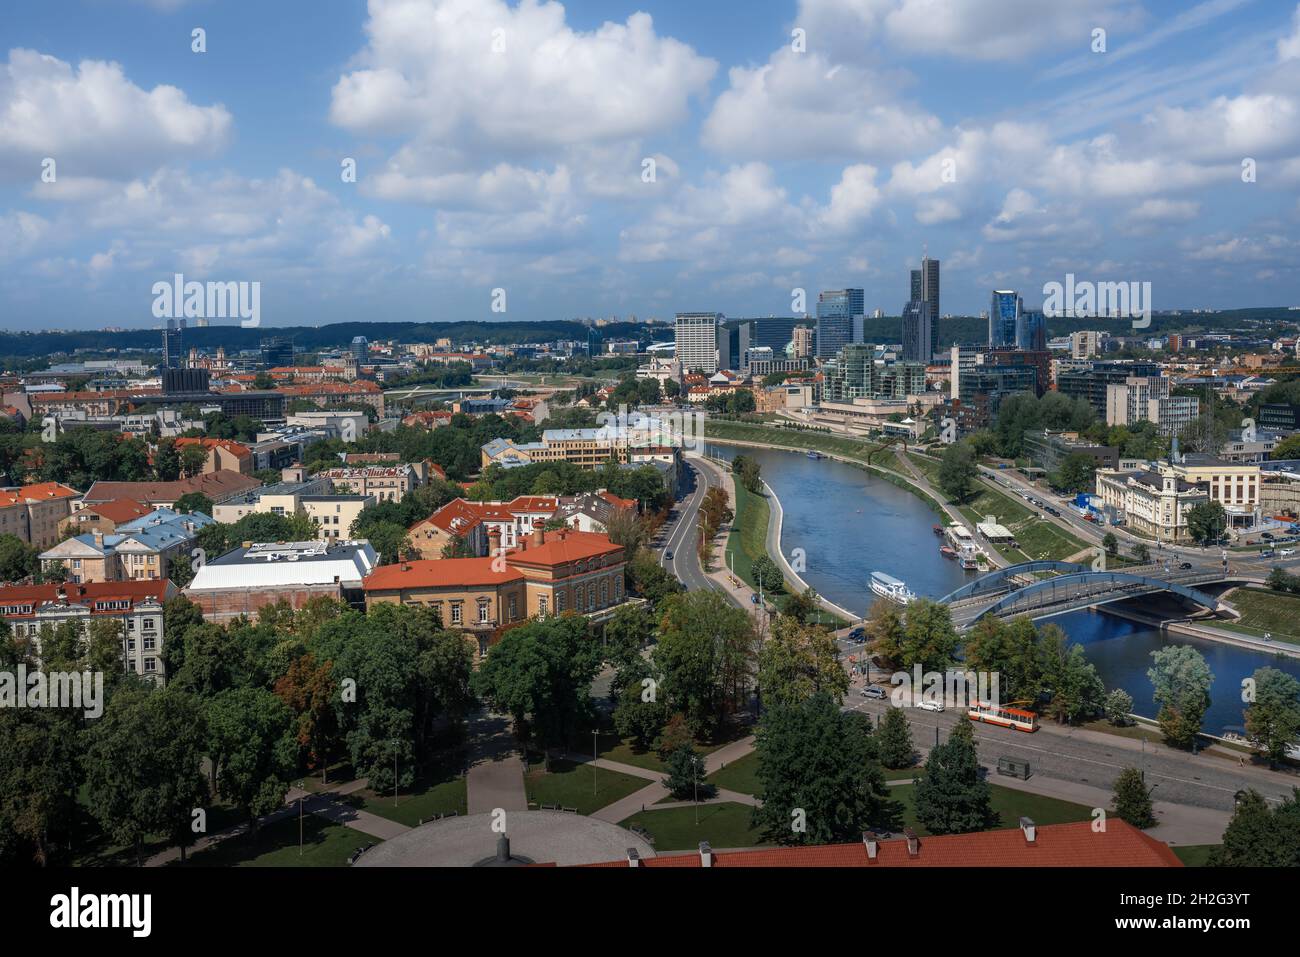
<box><xmin>869</xmin><ymin>571</ymin><xmax>917</xmax><ymax>604</ymax></box>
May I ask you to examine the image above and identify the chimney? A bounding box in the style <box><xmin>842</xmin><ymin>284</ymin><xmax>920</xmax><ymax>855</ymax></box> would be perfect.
<box><xmin>92</xmin><ymin>530</ymin><xmax>103</xmax><ymax>548</ymax></box>
<box><xmin>862</xmin><ymin>831</ymin><xmax>879</xmax><ymax>861</ymax></box>
<box><xmin>904</xmin><ymin>827</ymin><xmax>919</xmax><ymax>858</ymax></box>
<box><xmin>698</xmin><ymin>841</ymin><xmax>713</xmax><ymax>868</ymax></box>
<box><xmin>1019</xmin><ymin>816</ymin><xmax>1037</xmax><ymax>844</ymax></box>
<box><xmin>532</xmin><ymin>527</ymin><xmax>545</xmax><ymax>547</ymax></box>
<box><xmin>626</xmin><ymin>848</ymin><xmax>641</xmax><ymax>868</ymax></box>
<box><xmin>401</xmin><ymin>563</ymin><xmax>410</xmax><ymax>572</ymax></box>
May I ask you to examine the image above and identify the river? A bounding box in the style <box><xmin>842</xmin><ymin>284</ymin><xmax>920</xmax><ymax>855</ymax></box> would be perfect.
<box><xmin>706</xmin><ymin>441</ymin><xmax>1300</xmax><ymax>731</ymax></box>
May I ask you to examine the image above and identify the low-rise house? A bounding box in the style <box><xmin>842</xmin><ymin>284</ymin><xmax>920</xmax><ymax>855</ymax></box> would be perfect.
<box><xmin>549</xmin><ymin>491</ymin><xmax>638</xmax><ymax>533</ymax></box>
<box><xmin>0</xmin><ymin>580</ymin><xmax>175</xmax><ymax>685</ymax></box>
<box><xmin>0</xmin><ymin>482</ymin><xmax>83</xmax><ymax>549</ymax></box>
<box><xmin>81</xmin><ymin>470</ymin><xmax>261</xmax><ymax>509</ymax></box>
<box><xmin>40</xmin><ymin>508</ymin><xmax>214</xmax><ymax>584</ymax></box>
<box><xmin>172</xmin><ymin>437</ymin><xmax>254</xmax><ymax>475</ymax></box>
<box><xmin>184</xmin><ymin>539</ymin><xmax>378</xmax><ymax>622</ymax></box>
<box><xmin>59</xmin><ymin>498</ymin><xmax>153</xmax><ymax>539</ymax></box>
<box><xmin>364</xmin><ymin>527</ymin><xmax>628</xmax><ymax>655</ymax></box>
<box><xmin>316</xmin><ymin>464</ymin><xmax>421</xmax><ymax>503</ymax></box>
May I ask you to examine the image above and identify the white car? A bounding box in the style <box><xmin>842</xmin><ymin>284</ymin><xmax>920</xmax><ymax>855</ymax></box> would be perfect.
<box><xmin>917</xmin><ymin>699</ymin><xmax>945</xmax><ymax>713</ymax></box>
<box><xmin>1282</xmin><ymin>549</ymin><xmax>1295</xmax><ymax>557</ymax></box>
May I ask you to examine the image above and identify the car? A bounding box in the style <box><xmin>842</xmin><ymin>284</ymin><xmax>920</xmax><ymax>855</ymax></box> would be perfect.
<box><xmin>917</xmin><ymin>699</ymin><xmax>945</xmax><ymax>713</ymax></box>
<box><xmin>664</xmin><ymin>549</ymin><xmax>673</xmax><ymax>560</ymax></box>
<box><xmin>860</xmin><ymin>686</ymin><xmax>888</xmax><ymax>700</ymax></box>
<box><xmin>1262</xmin><ymin>532</ymin><xmax>1275</xmax><ymax>540</ymax></box>
<box><xmin>1179</xmin><ymin>561</ymin><xmax>1193</xmax><ymax>569</ymax></box>
<box><xmin>1261</xmin><ymin>548</ymin><xmax>1276</xmax><ymax>558</ymax></box>
<box><xmin>750</xmin><ymin>593</ymin><xmax>760</xmax><ymax>604</ymax></box>
<box><xmin>1264</xmin><ymin>632</ymin><xmax>1274</xmax><ymax>641</ymax></box>
<box><xmin>1282</xmin><ymin>549</ymin><xmax>1296</xmax><ymax>557</ymax></box>
<box><xmin>847</xmin><ymin>627</ymin><xmax>865</xmax><ymax>641</ymax></box>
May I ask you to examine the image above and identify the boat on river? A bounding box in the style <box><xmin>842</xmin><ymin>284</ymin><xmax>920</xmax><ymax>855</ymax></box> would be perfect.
<box><xmin>870</xmin><ymin>571</ymin><xmax>916</xmax><ymax>604</ymax></box>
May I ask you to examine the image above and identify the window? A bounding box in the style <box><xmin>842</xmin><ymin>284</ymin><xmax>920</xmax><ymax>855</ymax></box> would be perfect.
<box><xmin>538</xmin><ymin>596</ymin><xmax>548</xmax><ymax>618</ymax></box>
<box><xmin>508</xmin><ymin>595</ymin><xmax>517</xmax><ymax>620</ymax></box>
<box><xmin>451</xmin><ymin>603</ymin><xmax>462</xmax><ymax>624</ymax></box>
<box><xmin>477</xmin><ymin>599</ymin><xmax>491</xmax><ymax>623</ymax></box>
<box><xmin>556</xmin><ymin>590</ymin><xmax>565</xmax><ymax>612</ymax></box>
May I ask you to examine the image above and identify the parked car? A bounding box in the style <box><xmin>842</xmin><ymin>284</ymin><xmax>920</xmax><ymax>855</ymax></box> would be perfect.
<box><xmin>847</xmin><ymin>627</ymin><xmax>865</xmax><ymax>641</ymax></box>
<box><xmin>917</xmin><ymin>699</ymin><xmax>945</xmax><ymax>713</ymax></box>
<box><xmin>1282</xmin><ymin>549</ymin><xmax>1296</xmax><ymax>557</ymax></box>
<box><xmin>1262</xmin><ymin>532</ymin><xmax>1275</xmax><ymax>540</ymax></box>
<box><xmin>860</xmin><ymin>686</ymin><xmax>888</xmax><ymax>700</ymax></box>
<box><xmin>1261</xmin><ymin>548</ymin><xmax>1276</xmax><ymax>557</ymax></box>
<box><xmin>1179</xmin><ymin>561</ymin><xmax>1193</xmax><ymax>569</ymax></box>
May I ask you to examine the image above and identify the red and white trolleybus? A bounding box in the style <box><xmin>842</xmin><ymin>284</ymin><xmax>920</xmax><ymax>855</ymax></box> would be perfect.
<box><xmin>967</xmin><ymin>703</ymin><xmax>1038</xmax><ymax>732</ymax></box>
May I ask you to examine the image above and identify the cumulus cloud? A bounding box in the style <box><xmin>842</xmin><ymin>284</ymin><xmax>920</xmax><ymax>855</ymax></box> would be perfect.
<box><xmin>0</xmin><ymin>48</ymin><xmax>231</xmax><ymax>179</ymax></box>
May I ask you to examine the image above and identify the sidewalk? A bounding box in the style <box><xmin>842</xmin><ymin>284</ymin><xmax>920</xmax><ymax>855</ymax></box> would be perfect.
<box><xmin>466</xmin><ymin>708</ymin><xmax>528</xmax><ymax>814</ymax></box>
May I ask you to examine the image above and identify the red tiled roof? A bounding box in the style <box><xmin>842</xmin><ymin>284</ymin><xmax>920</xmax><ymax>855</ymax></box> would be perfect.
<box><xmin>506</xmin><ymin>530</ymin><xmax>623</xmax><ymax>568</ymax></box>
<box><xmin>0</xmin><ymin>580</ymin><xmax>171</xmax><ymax>615</ymax></box>
<box><xmin>83</xmin><ymin>470</ymin><xmax>259</xmax><ymax>504</ymax></box>
<box><xmin>364</xmin><ymin>557</ymin><xmax>523</xmax><ymax>591</ymax></box>
<box><xmin>74</xmin><ymin>498</ymin><xmax>153</xmax><ymax>524</ymax></box>
<box><xmin>0</xmin><ymin>482</ymin><xmax>81</xmax><ymax>507</ymax></box>
<box><xmin>577</xmin><ymin>821</ymin><xmax>1182</xmax><ymax>868</ymax></box>
<box><xmin>174</xmin><ymin>437</ymin><xmax>251</xmax><ymax>457</ymax></box>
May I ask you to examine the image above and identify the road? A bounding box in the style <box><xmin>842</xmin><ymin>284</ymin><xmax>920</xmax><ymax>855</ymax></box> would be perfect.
<box><xmin>658</xmin><ymin>457</ymin><xmax>723</xmax><ymax>595</ymax></box>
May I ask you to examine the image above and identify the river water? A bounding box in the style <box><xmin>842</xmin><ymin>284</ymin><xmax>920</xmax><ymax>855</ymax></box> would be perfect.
<box><xmin>706</xmin><ymin>442</ymin><xmax>1300</xmax><ymax>731</ymax></box>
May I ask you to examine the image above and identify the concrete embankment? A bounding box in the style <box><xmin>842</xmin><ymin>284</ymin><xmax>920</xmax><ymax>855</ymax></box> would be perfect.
<box><xmin>1099</xmin><ymin>604</ymin><xmax>1300</xmax><ymax>660</ymax></box>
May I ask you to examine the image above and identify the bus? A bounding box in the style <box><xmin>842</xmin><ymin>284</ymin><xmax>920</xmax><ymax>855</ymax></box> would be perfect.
<box><xmin>967</xmin><ymin>703</ymin><xmax>1038</xmax><ymax>732</ymax></box>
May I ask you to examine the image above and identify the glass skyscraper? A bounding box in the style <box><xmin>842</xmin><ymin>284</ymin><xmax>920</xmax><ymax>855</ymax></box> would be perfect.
<box><xmin>815</xmin><ymin>289</ymin><xmax>864</xmax><ymax>358</ymax></box>
<box><xmin>901</xmin><ymin>299</ymin><xmax>933</xmax><ymax>363</ymax></box>
<box><xmin>989</xmin><ymin>290</ymin><xmax>1022</xmax><ymax>347</ymax></box>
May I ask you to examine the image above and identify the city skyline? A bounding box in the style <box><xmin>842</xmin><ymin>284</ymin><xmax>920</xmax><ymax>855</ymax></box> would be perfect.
<box><xmin>1</xmin><ymin>0</ymin><xmax>1300</xmax><ymax>329</ymax></box>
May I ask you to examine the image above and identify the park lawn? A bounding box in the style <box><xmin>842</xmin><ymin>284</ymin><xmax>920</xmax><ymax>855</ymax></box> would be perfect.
<box><xmin>1222</xmin><ymin>587</ymin><xmax>1300</xmax><ymax>644</ymax></box>
<box><xmin>904</xmin><ymin>451</ymin><xmax>942</xmax><ymax>482</ymax></box>
<box><xmin>1080</xmin><ymin>718</ymin><xmax>1165</xmax><ymax>746</ymax></box>
<box><xmin>888</xmin><ymin>782</ymin><xmax>1094</xmax><ymax>837</ymax></box>
<box><xmin>525</xmin><ymin>758</ymin><xmax>648</xmax><ymax>815</ymax></box>
<box><xmin>620</xmin><ymin>802</ymin><xmax>767</xmax><ymax>851</ymax></box>
<box><xmin>726</xmin><ymin>479</ymin><xmax>774</xmax><ymax>592</ymax></box>
<box><xmin>706</xmin><ymin>750</ymin><xmax>761</xmax><ymax>797</ymax></box>
<box><xmin>1172</xmin><ymin>844</ymin><xmax>1219</xmax><ymax>867</ymax></box>
<box><xmin>347</xmin><ymin>772</ymin><xmax>467</xmax><ymax>827</ymax></box>
<box><xmin>181</xmin><ymin>814</ymin><xmax>379</xmax><ymax>867</ymax></box>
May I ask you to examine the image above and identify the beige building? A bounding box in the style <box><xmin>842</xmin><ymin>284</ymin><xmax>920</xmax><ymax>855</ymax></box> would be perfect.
<box><xmin>1095</xmin><ymin>467</ymin><xmax>1209</xmax><ymax>543</ymax></box>
<box><xmin>212</xmin><ymin>470</ymin><xmax>372</xmax><ymax>541</ymax></box>
<box><xmin>0</xmin><ymin>483</ymin><xmax>82</xmax><ymax>549</ymax></box>
<box><xmin>1165</xmin><ymin>455</ymin><xmax>1261</xmax><ymax>527</ymax></box>
<box><xmin>316</xmin><ymin>464</ymin><xmax>421</xmax><ymax>503</ymax></box>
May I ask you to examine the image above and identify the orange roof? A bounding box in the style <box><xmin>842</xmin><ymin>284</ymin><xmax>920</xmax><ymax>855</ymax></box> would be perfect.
<box><xmin>74</xmin><ymin>498</ymin><xmax>153</xmax><ymax>524</ymax></box>
<box><xmin>599</xmin><ymin>490</ymin><xmax>637</xmax><ymax>510</ymax></box>
<box><xmin>507</xmin><ymin>530</ymin><xmax>623</xmax><ymax>568</ymax></box>
<box><xmin>416</xmin><ymin>499</ymin><xmax>484</xmax><ymax>534</ymax></box>
<box><xmin>0</xmin><ymin>579</ymin><xmax>171</xmax><ymax>615</ymax></box>
<box><xmin>364</xmin><ymin>557</ymin><xmax>523</xmax><ymax>591</ymax></box>
<box><xmin>576</xmin><ymin>821</ymin><xmax>1182</xmax><ymax>868</ymax></box>
<box><xmin>0</xmin><ymin>482</ymin><xmax>81</xmax><ymax>506</ymax></box>
<box><xmin>507</xmin><ymin>496</ymin><xmax>558</xmax><ymax>513</ymax></box>
<box><xmin>174</xmin><ymin>437</ymin><xmax>251</xmax><ymax>457</ymax></box>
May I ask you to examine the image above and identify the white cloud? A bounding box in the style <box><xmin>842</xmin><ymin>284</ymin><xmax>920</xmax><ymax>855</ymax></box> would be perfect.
<box><xmin>1126</xmin><ymin>198</ymin><xmax>1200</xmax><ymax>224</ymax></box>
<box><xmin>1279</xmin><ymin>4</ymin><xmax>1300</xmax><ymax>61</ymax></box>
<box><xmin>330</xmin><ymin>0</ymin><xmax>715</xmax><ymax>150</ymax></box>
<box><xmin>0</xmin><ymin>48</ymin><xmax>231</xmax><ymax>179</ymax></box>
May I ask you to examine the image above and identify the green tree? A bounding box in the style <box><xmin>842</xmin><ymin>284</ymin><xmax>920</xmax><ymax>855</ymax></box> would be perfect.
<box><xmin>174</xmin><ymin>491</ymin><xmax>214</xmax><ymax>516</ymax></box>
<box><xmin>1105</xmin><ymin>688</ymin><xmax>1134</xmax><ymax>726</ymax></box>
<box><xmin>1130</xmin><ymin>542</ymin><xmax>1150</xmax><ymax>564</ymax></box>
<box><xmin>83</xmin><ymin>686</ymin><xmax>209</xmax><ymax>864</ymax></box>
<box><xmin>654</xmin><ymin>590</ymin><xmax>755</xmax><ymax>737</ymax></box>
<box><xmin>613</xmin><ymin>678</ymin><xmax>669</xmax><ymax>751</ymax></box>
<box><xmin>1038</xmin><ymin>624</ymin><xmax>1105</xmax><ymax>724</ymax></box>
<box><xmin>1186</xmin><ymin>500</ymin><xmax>1227</xmax><ymax>545</ymax></box>
<box><xmin>205</xmin><ymin>687</ymin><xmax>298</xmax><ymax>832</ymax></box>
<box><xmin>1112</xmin><ymin>767</ymin><xmax>1156</xmax><ymax>829</ymax></box>
<box><xmin>0</xmin><ymin>708</ymin><xmax>81</xmax><ymax>866</ymax></box>
<box><xmin>662</xmin><ymin>744</ymin><xmax>712</xmax><ymax>801</ymax></box>
<box><xmin>864</xmin><ymin>598</ymin><xmax>906</xmax><ymax>665</ymax></box>
<box><xmin>471</xmin><ymin>615</ymin><xmax>601</xmax><ymax>757</ymax></box>
<box><xmin>876</xmin><ymin>705</ymin><xmax>915</xmax><ymax>770</ymax></box>
<box><xmin>751</xmin><ymin>555</ymin><xmax>786</xmax><ymax>595</ymax></box>
<box><xmin>1244</xmin><ymin>667</ymin><xmax>1300</xmax><ymax>765</ymax></box>
<box><xmin>757</xmin><ymin>615</ymin><xmax>849</xmax><ymax>709</ymax></box>
<box><xmin>1051</xmin><ymin>451</ymin><xmax>1097</xmax><ymax>494</ymax></box>
<box><xmin>1208</xmin><ymin>789</ymin><xmax>1300</xmax><ymax>867</ymax></box>
<box><xmin>1148</xmin><ymin>644</ymin><xmax>1214</xmax><ymax>748</ymax></box>
<box><xmin>1102</xmin><ymin>531</ymin><xmax>1118</xmax><ymax>559</ymax></box>
<box><xmin>914</xmin><ymin>720</ymin><xmax>996</xmax><ymax>835</ymax></box>
<box><xmin>899</xmin><ymin>598</ymin><xmax>960</xmax><ymax>673</ymax></box>
<box><xmin>937</xmin><ymin>441</ymin><xmax>977</xmax><ymax>503</ymax></box>
<box><xmin>753</xmin><ymin>693</ymin><xmax>891</xmax><ymax>845</ymax></box>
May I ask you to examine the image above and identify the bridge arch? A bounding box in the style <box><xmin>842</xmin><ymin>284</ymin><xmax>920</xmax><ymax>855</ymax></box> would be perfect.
<box><xmin>940</xmin><ymin>561</ymin><xmax>1090</xmax><ymax>604</ymax></box>
<box><xmin>973</xmin><ymin>571</ymin><xmax>1232</xmax><ymax>622</ymax></box>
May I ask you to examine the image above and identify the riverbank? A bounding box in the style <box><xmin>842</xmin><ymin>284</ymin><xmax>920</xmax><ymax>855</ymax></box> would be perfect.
<box><xmin>1098</xmin><ymin>604</ymin><xmax>1300</xmax><ymax>660</ymax></box>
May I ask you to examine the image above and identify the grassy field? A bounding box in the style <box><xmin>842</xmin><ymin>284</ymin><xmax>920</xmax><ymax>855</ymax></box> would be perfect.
<box><xmin>620</xmin><ymin>802</ymin><xmax>766</xmax><ymax>851</ymax></box>
<box><xmin>888</xmin><ymin>782</ymin><xmax>1096</xmax><ymax>837</ymax></box>
<box><xmin>525</xmin><ymin>758</ymin><xmax>648</xmax><ymax>815</ymax></box>
<box><xmin>1221</xmin><ymin>587</ymin><xmax>1300</xmax><ymax>645</ymax></box>
<box><xmin>345</xmin><ymin>772</ymin><xmax>467</xmax><ymax>827</ymax></box>
<box><xmin>181</xmin><ymin>814</ymin><xmax>378</xmax><ymax>867</ymax></box>
<box><xmin>1172</xmin><ymin>844</ymin><xmax>1219</xmax><ymax>867</ymax></box>
<box><xmin>706</xmin><ymin>750</ymin><xmax>761</xmax><ymax>797</ymax></box>
<box><xmin>725</xmin><ymin>477</ymin><xmax>774</xmax><ymax>591</ymax></box>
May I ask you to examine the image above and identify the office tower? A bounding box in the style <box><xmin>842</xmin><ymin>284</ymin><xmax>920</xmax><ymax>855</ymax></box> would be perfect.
<box><xmin>586</xmin><ymin>325</ymin><xmax>602</xmax><ymax>358</ymax></box>
<box><xmin>717</xmin><ymin>321</ymin><xmax>750</xmax><ymax>372</ymax></box>
<box><xmin>989</xmin><ymin>290</ymin><xmax>1022</xmax><ymax>347</ymax></box>
<box><xmin>351</xmin><ymin>336</ymin><xmax>369</xmax><ymax>365</ymax></box>
<box><xmin>792</xmin><ymin>326</ymin><xmax>814</xmax><ymax>358</ymax></box>
<box><xmin>260</xmin><ymin>337</ymin><xmax>294</xmax><ymax>369</ymax></box>
<box><xmin>163</xmin><ymin>318</ymin><xmax>185</xmax><ymax>370</ymax></box>
<box><xmin>910</xmin><ymin>270</ymin><xmax>923</xmax><ymax>302</ymax></box>
<box><xmin>916</xmin><ymin>254</ymin><xmax>940</xmax><ymax>355</ymax></box>
<box><xmin>900</xmin><ymin>299</ymin><xmax>934</xmax><ymax>364</ymax></box>
<box><xmin>949</xmin><ymin>344</ymin><xmax>984</xmax><ymax>400</ymax></box>
<box><xmin>747</xmin><ymin>318</ymin><xmax>799</xmax><ymax>354</ymax></box>
<box><xmin>1017</xmin><ymin>309</ymin><xmax>1046</xmax><ymax>352</ymax></box>
<box><xmin>675</xmin><ymin>312</ymin><xmax>721</xmax><ymax>374</ymax></box>
<box><xmin>815</xmin><ymin>289</ymin><xmax>863</xmax><ymax>358</ymax></box>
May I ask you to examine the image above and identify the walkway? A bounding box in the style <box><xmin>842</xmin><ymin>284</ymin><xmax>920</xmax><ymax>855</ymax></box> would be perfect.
<box><xmin>465</xmin><ymin>708</ymin><xmax>528</xmax><ymax>814</ymax></box>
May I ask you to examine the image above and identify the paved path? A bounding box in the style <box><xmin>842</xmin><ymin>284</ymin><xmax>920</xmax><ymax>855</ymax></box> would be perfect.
<box><xmin>466</xmin><ymin>708</ymin><xmax>528</xmax><ymax>814</ymax></box>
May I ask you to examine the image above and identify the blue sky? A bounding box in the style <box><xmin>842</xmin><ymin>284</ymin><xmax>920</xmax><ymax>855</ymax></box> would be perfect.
<box><xmin>1</xmin><ymin>0</ymin><xmax>1299</xmax><ymax>330</ymax></box>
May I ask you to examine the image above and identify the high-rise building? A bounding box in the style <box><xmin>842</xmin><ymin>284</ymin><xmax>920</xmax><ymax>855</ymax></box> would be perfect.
<box><xmin>351</xmin><ymin>336</ymin><xmax>369</xmax><ymax>365</ymax></box>
<box><xmin>717</xmin><ymin>321</ymin><xmax>750</xmax><ymax>372</ymax></box>
<box><xmin>586</xmin><ymin>325</ymin><xmax>602</xmax><ymax>358</ymax></box>
<box><xmin>823</xmin><ymin>344</ymin><xmax>925</xmax><ymax>401</ymax></box>
<box><xmin>162</xmin><ymin>318</ymin><xmax>185</xmax><ymax>370</ymax></box>
<box><xmin>1070</xmin><ymin>330</ymin><xmax>1101</xmax><ymax>359</ymax></box>
<box><xmin>261</xmin><ymin>337</ymin><xmax>294</xmax><ymax>369</ymax></box>
<box><xmin>746</xmin><ymin>318</ymin><xmax>799</xmax><ymax>353</ymax></box>
<box><xmin>815</xmin><ymin>289</ymin><xmax>863</xmax><ymax>359</ymax></box>
<box><xmin>675</xmin><ymin>313</ymin><xmax>721</xmax><ymax>374</ymax></box>
<box><xmin>900</xmin><ymin>300</ymin><xmax>933</xmax><ymax>364</ymax></box>
<box><xmin>792</xmin><ymin>326</ymin><xmax>814</xmax><ymax>358</ymax></box>
<box><xmin>915</xmin><ymin>255</ymin><xmax>940</xmax><ymax>356</ymax></box>
<box><xmin>1057</xmin><ymin>360</ymin><xmax>1161</xmax><ymax>415</ymax></box>
<box><xmin>1017</xmin><ymin>309</ymin><xmax>1047</xmax><ymax>352</ymax></box>
<box><xmin>989</xmin><ymin>290</ymin><xmax>1021</xmax><ymax>348</ymax></box>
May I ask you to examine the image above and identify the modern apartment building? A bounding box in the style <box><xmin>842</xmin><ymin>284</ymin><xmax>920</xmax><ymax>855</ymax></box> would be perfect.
<box><xmin>674</xmin><ymin>313</ymin><xmax>721</xmax><ymax>374</ymax></box>
<box><xmin>1105</xmin><ymin>376</ymin><xmax>1200</xmax><ymax>436</ymax></box>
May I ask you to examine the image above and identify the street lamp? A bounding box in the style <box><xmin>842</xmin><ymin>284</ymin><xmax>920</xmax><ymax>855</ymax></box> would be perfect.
<box><xmin>296</xmin><ymin>780</ymin><xmax>305</xmax><ymax>857</ymax></box>
<box><xmin>593</xmin><ymin>729</ymin><xmax>599</xmax><ymax>798</ymax></box>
